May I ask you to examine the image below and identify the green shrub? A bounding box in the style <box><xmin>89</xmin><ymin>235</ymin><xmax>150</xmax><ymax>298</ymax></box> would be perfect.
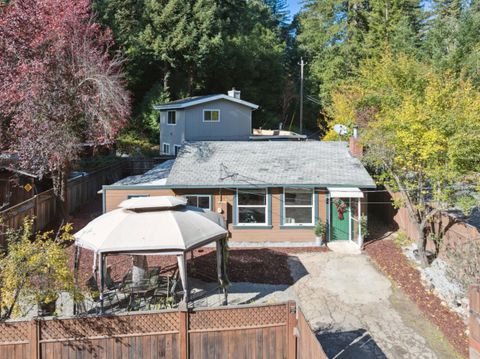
<box><xmin>314</xmin><ymin>219</ymin><xmax>326</xmax><ymax>238</ymax></box>
<box><xmin>394</xmin><ymin>231</ymin><xmax>412</xmax><ymax>247</ymax></box>
<box><xmin>116</xmin><ymin>132</ymin><xmax>159</xmax><ymax>157</ymax></box>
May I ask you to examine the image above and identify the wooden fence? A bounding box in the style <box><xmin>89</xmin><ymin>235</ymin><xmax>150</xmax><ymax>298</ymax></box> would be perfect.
<box><xmin>127</xmin><ymin>157</ymin><xmax>173</xmax><ymax>175</ymax></box>
<box><xmin>470</xmin><ymin>285</ymin><xmax>480</xmax><ymax>359</ymax></box>
<box><xmin>384</xmin><ymin>191</ymin><xmax>480</xmax><ymax>256</ymax></box>
<box><xmin>0</xmin><ymin>301</ymin><xmax>327</xmax><ymax>359</ymax></box>
<box><xmin>0</xmin><ymin>162</ymin><xmax>126</xmax><ymax>246</ymax></box>
<box><xmin>296</xmin><ymin>309</ymin><xmax>328</xmax><ymax>359</ymax></box>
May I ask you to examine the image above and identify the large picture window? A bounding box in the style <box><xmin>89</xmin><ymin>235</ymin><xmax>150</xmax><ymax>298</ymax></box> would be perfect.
<box><xmin>184</xmin><ymin>195</ymin><xmax>211</xmax><ymax>210</ymax></box>
<box><xmin>283</xmin><ymin>189</ymin><xmax>314</xmax><ymax>225</ymax></box>
<box><xmin>236</xmin><ymin>189</ymin><xmax>267</xmax><ymax>225</ymax></box>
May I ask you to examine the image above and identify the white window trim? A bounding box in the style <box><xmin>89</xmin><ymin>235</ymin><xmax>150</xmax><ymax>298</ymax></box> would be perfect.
<box><xmin>167</xmin><ymin>110</ymin><xmax>177</xmax><ymax>125</ymax></box>
<box><xmin>202</xmin><ymin>109</ymin><xmax>221</xmax><ymax>123</ymax></box>
<box><xmin>236</xmin><ymin>189</ymin><xmax>269</xmax><ymax>226</ymax></box>
<box><xmin>162</xmin><ymin>143</ymin><xmax>170</xmax><ymax>155</ymax></box>
<box><xmin>184</xmin><ymin>195</ymin><xmax>212</xmax><ymax>210</ymax></box>
<box><xmin>283</xmin><ymin>188</ymin><xmax>315</xmax><ymax>226</ymax></box>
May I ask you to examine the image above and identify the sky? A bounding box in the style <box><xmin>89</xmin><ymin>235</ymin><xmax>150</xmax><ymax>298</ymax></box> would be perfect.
<box><xmin>287</xmin><ymin>0</ymin><xmax>303</xmax><ymax>19</ymax></box>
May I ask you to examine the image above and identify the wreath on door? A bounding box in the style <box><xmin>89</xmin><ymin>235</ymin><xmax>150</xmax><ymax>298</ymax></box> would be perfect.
<box><xmin>333</xmin><ymin>199</ymin><xmax>347</xmax><ymax>220</ymax></box>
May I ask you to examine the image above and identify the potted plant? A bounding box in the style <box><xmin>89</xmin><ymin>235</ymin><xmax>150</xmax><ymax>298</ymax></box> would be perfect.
<box><xmin>0</xmin><ymin>218</ymin><xmax>78</xmax><ymax>319</ymax></box>
<box><xmin>314</xmin><ymin>219</ymin><xmax>327</xmax><ymax>245</ymax></box>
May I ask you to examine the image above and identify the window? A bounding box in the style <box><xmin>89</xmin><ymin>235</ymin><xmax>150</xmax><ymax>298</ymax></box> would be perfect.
<box><xmin>283</xmin><ymin>189</ymin><xmax>314</xmax><ymax>225</ymax></box>
<box><xmin>236</xmin><ymin>189</ymin><xmax>268</xmax><ymax>225</ymax></box>
<box><xmin>184</xmin><ymin>195</ymin><xmax>211</xmax><ymax>210</ymax></box>
<box><xmin>127</xmin><ymin>194</ymin><xmax>150</xmax><ymax>199</ymax></box>
<box><xmin>203</xmin><ymin>109</ymin><xmax>220</xmax><ymax>122</ymax></box>
<box><xmin>174</xmin><ymin>145</ymin><xmax>181</xmax><ymax>156</ymax></box>
<box><xmin>167</xmin><ymin>111</ymin><xmax>176</xmax><ymax>125</ymax></box>
<box><xmin>162</xmin><ymin>143</ymin><xmax>170</xmax><ymax>155</ymax></box>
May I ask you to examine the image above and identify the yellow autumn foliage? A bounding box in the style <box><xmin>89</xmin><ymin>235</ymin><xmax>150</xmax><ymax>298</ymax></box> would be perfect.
<box><xmin>0</xmin><ymin>218</ymin><xmax>78</xmax><ymax>318</ymax></box>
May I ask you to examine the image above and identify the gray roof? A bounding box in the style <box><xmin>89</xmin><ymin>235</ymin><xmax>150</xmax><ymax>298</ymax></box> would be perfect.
<box><xmin>154</xmin><ymin>94</ymin><xmax>259</xmax><ymax>110</ymax></box>
<box><xmin>166</xmin><ymin>141</ymin><xmax>376</xmax><ymax>188</ymax></box>
<box><xmin>161</xmin><ymin>95</ymin><xmax>218</xmax><ymax>106</ymax></box>
<box><xmin>113</xmin><ymin>160</ymin><xmax>174</xmax><ymax>186</ymax></box>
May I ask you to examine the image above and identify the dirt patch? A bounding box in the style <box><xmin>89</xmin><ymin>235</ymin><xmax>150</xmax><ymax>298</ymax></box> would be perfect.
<box><xmin>364</xmin><ymin>238</ymin><xmax>468</xmax><ymax>358</ymax></box>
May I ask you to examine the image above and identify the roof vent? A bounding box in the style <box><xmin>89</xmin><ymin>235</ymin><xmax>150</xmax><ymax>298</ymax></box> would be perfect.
<box><xmin>228</xmin><ymin>88</ymin><xmax>241</xmax><ymax>99</ymax></box>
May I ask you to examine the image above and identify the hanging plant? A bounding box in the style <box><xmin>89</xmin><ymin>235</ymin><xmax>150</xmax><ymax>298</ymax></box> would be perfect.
<box><xmin>333</xmin><ymin>199</ymin><xmax>347</xmax><ymax>220</ymax></box>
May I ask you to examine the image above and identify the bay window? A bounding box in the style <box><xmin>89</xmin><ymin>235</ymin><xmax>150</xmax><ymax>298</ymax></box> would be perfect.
<box><xmin>283</xmin><ymin>189</ymin><xmax>314</xmax><ymax>226</ymax></box>
<box><xmin>236</xmin><ymin>189</ymin><xmax>268</xmax><ymax>225</ymax></box>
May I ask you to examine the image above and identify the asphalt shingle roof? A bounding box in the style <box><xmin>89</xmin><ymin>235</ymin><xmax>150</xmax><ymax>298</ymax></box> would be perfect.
<box><xmin>166</xmin><ymin>141</ymin><xmax>376</xmax><ymax>188</ymax></box>
<box><xmin>161</xmin><ymin>95</ymin><xmax>218</xmax><ymax>106</ymax></box>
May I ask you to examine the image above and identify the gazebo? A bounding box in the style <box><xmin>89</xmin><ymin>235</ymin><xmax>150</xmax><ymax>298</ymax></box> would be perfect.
<box><xmin>74</xmin><ymin>196</ymin><xmax>229</xmax><ymax>311</ymax></box>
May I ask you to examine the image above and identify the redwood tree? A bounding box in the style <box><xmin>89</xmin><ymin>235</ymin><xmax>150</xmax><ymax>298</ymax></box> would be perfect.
<box><xmin>0</xmin><ymin>0</ymin><xmax>130</xmax><ymax>218</ymax></box>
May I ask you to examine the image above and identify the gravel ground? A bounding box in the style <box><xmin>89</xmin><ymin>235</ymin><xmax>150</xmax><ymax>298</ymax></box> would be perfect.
<box><xmin>403</xmin><ymin>243</ymin><xmax>468</xmax><ymax>320</ymax></box>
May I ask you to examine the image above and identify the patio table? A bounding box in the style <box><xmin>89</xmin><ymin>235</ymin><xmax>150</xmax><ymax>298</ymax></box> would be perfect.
<box><xmin>122</xmin><ymin>282</ymin><xmax>156</xmax><ymax>311</ymax></box>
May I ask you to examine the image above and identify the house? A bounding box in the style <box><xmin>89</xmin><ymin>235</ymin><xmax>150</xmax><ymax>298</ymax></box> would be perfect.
<box><xmin>102</xmin><ymin>137</ymin><xmax>376</xmax><ymax>248</ymax></box>
<box><xmin>154</xmin><ymin>89</ymin><xmax>259</xmax><ymax>156</ymax></box>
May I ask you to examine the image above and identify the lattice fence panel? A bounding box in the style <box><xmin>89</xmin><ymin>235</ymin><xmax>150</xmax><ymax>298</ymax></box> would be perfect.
<box><xmin>189</xmin><ymin>304</ymin><xmax>287</xmax><ymax>331</ymax></box>
<box><xmin>41</xmin><ymin>312</ymin><xmax>179</xmax><ymax>341</ymax></box>
<box><xmin>0</xmin><ymin>321</ymin><xmax>30</xmax><ymax>343</ymax></box>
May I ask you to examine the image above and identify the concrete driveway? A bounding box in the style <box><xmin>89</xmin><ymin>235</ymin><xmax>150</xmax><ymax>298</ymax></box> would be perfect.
<box><xmin>289</xmin><ymin>252</ymin><xmax>461</xmax><ymax>359</ymax></box>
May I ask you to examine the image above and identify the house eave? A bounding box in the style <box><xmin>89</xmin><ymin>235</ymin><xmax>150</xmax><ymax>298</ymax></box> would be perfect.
<box><xmin>102</xmin><ymin>183</ymin><xmax>377</xmax><ymax>191</ymax></box>
<box><xmin>153</xmin><ymin>94</ymin><xmax>259</xmax><ymax>111</ymax></box>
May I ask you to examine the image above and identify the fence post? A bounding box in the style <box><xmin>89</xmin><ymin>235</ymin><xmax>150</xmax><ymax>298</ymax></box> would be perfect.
<box><xmin>33</xmin><ymin>195</ymin><xmax>39</xmax><ymax>233</ymax></box>
<box><xmin>470</xmin><ymin>285</ymin><xmax>480</xmax><ymax>359</ymax></box>
<box><xmin>179</xmin><ymin>304</ymin><xmax>189</xmax><ymax>359</ymax></box>
<box><xmin>30</xmin><ymin>319</ymin><xmax>39</xmax><ymax>359</ymax></box>
<box><xmin>287</xmin><ymin>300</ymin><xmax>297</xmax><ymax>359</ymax></box>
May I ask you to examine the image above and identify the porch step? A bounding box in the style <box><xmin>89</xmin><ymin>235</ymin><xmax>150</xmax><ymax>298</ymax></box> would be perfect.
<box><xmin>327</xmin><ymin>241</ymin><xmax>361</xmax><ymax>255</ymax></box>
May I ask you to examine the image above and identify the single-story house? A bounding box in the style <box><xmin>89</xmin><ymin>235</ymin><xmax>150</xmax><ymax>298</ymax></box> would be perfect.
<box><xmin>102</xmin><ymin>139</ymin><xmax>375</xmax><ymax>247</ymax></box>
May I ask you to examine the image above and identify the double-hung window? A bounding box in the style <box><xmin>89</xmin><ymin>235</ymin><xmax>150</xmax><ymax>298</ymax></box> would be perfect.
<box><xmin>162</xmin><ymin>143</ymin><xmax>170</xmax><ymax>155</ymax></box>
<box><xmin>236</xmin><ymin>189</ymin><xmax>268</xmax><ymax>225</ymax></box>
<box><xmin>184</xmin><ymin>195</ymin><xmax>211</xmax><ymax>210</ymax></box>
<box><xmin>283</xmin><ymin>189</ymin><xmax>314</xmax><ymax>226</ymax></box>
<box><xmin>203</xmin><ymin>109</ymin><xmax>220</xmax><ymax>122</ymax></box>
<box><xmin>167</xmin><ymin>111</ymin><xmax>176</xmax><ymax>125</ymax></box>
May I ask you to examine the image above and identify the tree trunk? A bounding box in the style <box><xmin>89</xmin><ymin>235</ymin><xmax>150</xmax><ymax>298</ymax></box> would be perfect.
<box><xmin>132</xmin><ymin>255</ymin><xmax>148</xmax><ymax>285</ymax></box>
<box><xmin>417</xmin><ymin>222</ymin><xmax>429</xmax><ymax>267</ymax></box>
<box><xmin>52</xmin><ymin>163</ymin><xmax>70</xmax><ymax>222</ymax></box>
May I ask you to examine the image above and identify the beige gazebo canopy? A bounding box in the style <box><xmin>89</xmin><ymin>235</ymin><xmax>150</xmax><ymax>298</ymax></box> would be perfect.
<box><xmin>74</xmin><ymin>196</ymin><xmax>229</xmax><ymax>309</ymax></box>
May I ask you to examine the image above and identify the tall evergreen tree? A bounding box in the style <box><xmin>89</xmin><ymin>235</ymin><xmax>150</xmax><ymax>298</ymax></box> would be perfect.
<box><xmin>298</xmin><ymin>0</ymin><xmax>370</xmax><ymax>105</ymax></box>
<box><xmin>423</xmin><ymin>0</ymin><xmax>480</xmax><ymax>85</ymax></box>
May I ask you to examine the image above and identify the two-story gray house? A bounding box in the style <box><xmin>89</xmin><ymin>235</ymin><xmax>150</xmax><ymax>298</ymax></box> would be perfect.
<box><xmin>154</xmin><ymin>89</ymin><xmax>258</xmax><ymax>155</ymax></box>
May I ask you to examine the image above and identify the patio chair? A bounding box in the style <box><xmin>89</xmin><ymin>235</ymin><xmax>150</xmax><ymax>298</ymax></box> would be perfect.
<box><xmin>105</xmin><ymin>266</ymin><xmax>123</xmax><ymax>290</ymax></box>
<box><xmin>126</xmin><ymin>280</ymin><xmax>156</xmax><ymax>311</ymax></box>
<box><xmin>149</xmin><ymin>275</ymin><xmax>171</xmax><ymax>309</ymax></box>
<box><xmin>147</xmin><ymin>267</ymin><xmax>160</xmax><ymax>279</ymax></box>
<box><xmin>84</xmin><ymin>275</ymin><xmax>120</xmax><ymax>314</ymax></box>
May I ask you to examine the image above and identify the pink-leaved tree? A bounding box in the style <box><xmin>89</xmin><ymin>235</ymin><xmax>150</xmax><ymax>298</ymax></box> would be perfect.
<box><xmin>0</xmin><ymin>0</ymin><xmax>130</xmax><ymax>219</ymax></box>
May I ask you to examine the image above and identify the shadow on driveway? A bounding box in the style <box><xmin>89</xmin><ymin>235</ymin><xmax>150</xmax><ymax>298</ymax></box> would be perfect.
<box><xmin>317</xmin><ymin>329</ymin><xmax>387</xmax><ymax>359</ymax></box>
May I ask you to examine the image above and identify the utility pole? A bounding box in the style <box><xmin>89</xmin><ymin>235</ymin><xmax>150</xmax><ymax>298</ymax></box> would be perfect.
<box><xmin>299</xmin><ymin>57</ymin><xmax>305</xmax><ymax>135</ymax></box>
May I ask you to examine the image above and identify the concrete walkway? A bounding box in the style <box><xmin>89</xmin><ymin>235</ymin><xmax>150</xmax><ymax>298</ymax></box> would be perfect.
<box><xmin>289</xmin><ymin>252</ymin><xmax>461</xmax><ymax>359</ymax></box>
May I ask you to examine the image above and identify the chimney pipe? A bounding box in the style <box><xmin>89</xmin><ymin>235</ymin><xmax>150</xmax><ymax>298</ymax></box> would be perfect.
<box><xmin>349</xmin><ymin>126</ymin><xmax>363</xmax><ymax>158</ymax></box>
<box><xmin>228</xmin><ymin>88</ymin><xmax>241</xmax><ymax>99</ymax></box>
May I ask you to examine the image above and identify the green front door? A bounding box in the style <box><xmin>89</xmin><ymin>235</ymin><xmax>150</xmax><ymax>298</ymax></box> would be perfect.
<box><xmin>331</xmin><ymin>198</ymin><xmax>350</xmax><ymax>240</ymax></box>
